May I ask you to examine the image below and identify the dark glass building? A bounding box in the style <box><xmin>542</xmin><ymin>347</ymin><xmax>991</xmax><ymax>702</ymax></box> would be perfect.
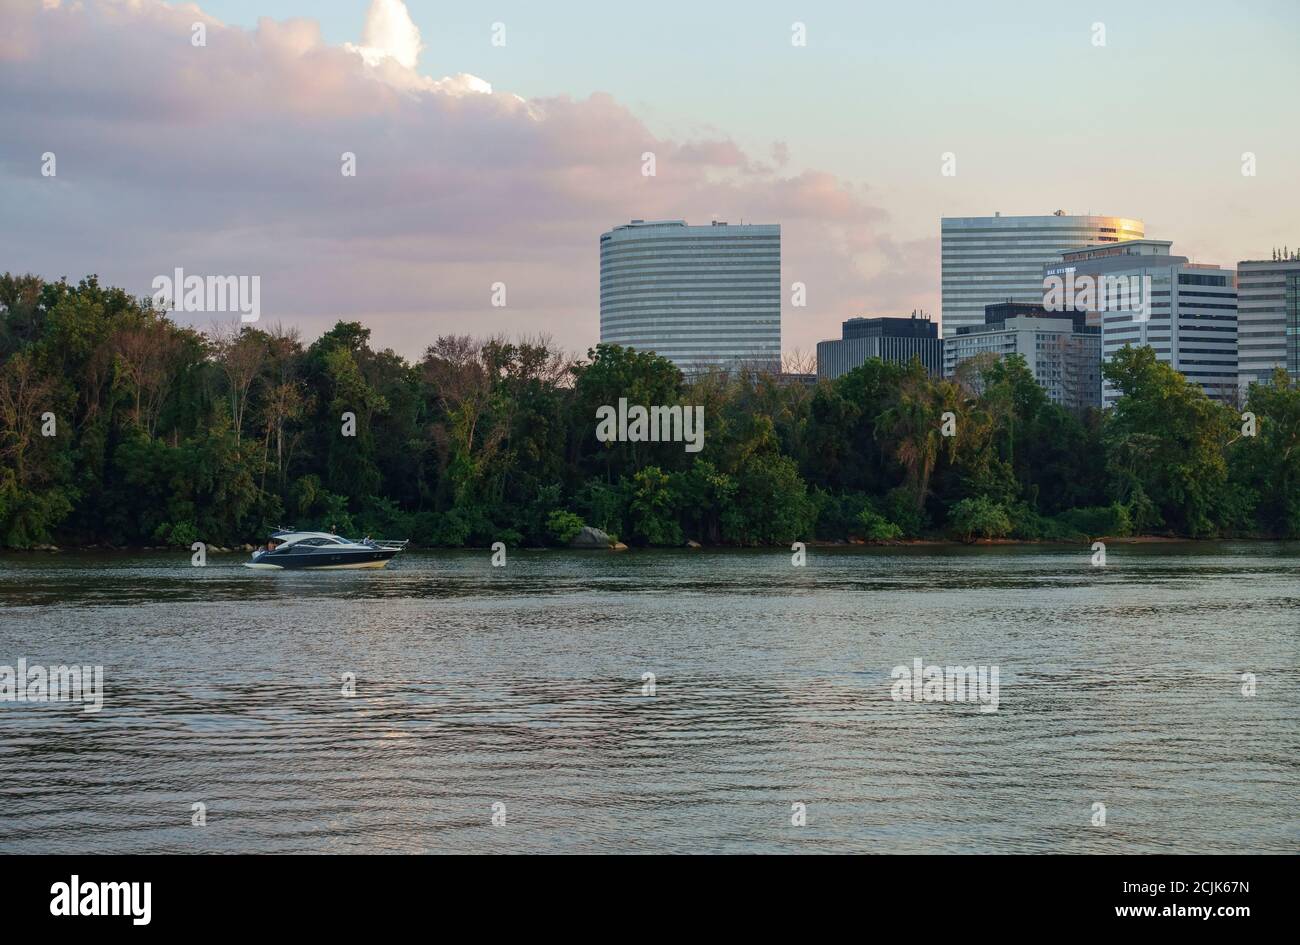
<box><xmin>816</xmin><ymin>313</ymin><xmax>942</xmax><ymax>380</ymax></box>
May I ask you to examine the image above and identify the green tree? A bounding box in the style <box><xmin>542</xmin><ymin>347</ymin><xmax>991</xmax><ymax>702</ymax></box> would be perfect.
<box><xmin>572</xmin><ymin>344</ymin><xmax>683</xmax><ymax>481</ymax></box>
<box><xmin>1103</xmin><ymin>346</ymin><xmax>1238</xmax><ymax>537</ymax></box>
<box><xmin>948</xmin><ymin>496</ymin><xmax>1013</xmax><ymax>542</ymax></box>
<box><xmin>876</xmin><ymin>370</ymin><xmax>960</xmax><ymax>512</ymax></box>
<box><xmin>546</xmin><ymin>509</ymin><xmax>585</xmax><ymax>545</ymax></box>
<box><xmin>625</xmin><ymin>466</ymin><xmax>683</xmax><ymax>546</ymax></box>
<box><xmin>1233</xmin><ymin>369</ymin><xmax>1300</xmax><ymax>536</ymax></box>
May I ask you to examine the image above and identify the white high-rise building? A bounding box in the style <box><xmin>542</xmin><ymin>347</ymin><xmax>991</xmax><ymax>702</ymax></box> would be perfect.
<box><xmin>1047</xmin><ymin>240</ymin><xmax>1238</xmax><ymax>405</ymax></box>
<box><xmin>1236</xmin><ymin>258</ymin><xmax>1300</xmax><ymax>389</ymax></box>
<box><xmin>941</xmin><ymin>212</ymin><xmax>1144</xmax><ymax>336</ymax></box>
<box><xmin>599</xmin><ymin>220</ymin><xmax>780</xmax><ymax>372</ymax></box>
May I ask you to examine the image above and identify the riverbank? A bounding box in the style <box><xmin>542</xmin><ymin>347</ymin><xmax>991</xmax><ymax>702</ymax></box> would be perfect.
<box><xmin>5</xmin><ymin>533</ymin><xmax>1291</xmax><ymax>554</ymax></box>
<box><xmin>809</xmin><ymin>534</ymin><xmax>1197</xmax><ymax>547</ymax></box>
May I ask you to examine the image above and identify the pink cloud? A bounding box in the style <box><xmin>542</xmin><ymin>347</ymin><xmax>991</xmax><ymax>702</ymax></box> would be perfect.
<box><xmin>0</xmin><ymin>0</ymin><xmax>937</xmax><ymax>359</ymax></box>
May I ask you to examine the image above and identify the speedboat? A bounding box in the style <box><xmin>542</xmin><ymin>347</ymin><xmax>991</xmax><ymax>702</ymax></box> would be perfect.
<box><xmin>244</xmin><ymin>530</ymin><xmax>409</xmax><ymax>570</ymax></box>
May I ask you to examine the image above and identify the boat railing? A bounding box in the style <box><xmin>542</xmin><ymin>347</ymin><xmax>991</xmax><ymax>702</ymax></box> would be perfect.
<box><xmin>363</xmin><ymin>538</ymin><xmax>410</xmax><ymax>551</ymax></box>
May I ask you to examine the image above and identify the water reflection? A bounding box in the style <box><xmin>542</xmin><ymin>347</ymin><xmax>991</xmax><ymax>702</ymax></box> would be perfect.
<box><xmin>0</xmin><ymin>544</ymin><xmax>1296</xmax><ymax>853</ymax></box>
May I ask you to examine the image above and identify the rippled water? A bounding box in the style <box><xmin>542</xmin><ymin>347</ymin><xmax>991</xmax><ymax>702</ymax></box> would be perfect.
<box><xmin>1</xmin><ymin>543</ymin><xmax>1296</xmax><ymax>854</ymax></box>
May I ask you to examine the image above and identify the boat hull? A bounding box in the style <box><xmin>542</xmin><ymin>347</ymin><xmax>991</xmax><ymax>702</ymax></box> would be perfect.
<box><xmin>243</xmin><ymin>549</ymin><xmax>399</xmax><ymax>570</ymax></box>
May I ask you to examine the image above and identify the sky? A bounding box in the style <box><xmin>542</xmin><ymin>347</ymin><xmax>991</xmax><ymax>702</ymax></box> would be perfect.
<box><xmin>2</xmin><ymin>0</ymin><xmax>1298</xmax><ymax>360</ymax></box>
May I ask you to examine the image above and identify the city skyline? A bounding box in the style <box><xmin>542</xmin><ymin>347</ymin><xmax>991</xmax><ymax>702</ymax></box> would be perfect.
<box><xmin>2</xmin><ymin>0</ymin><xmax>1298</xmax><ymax>361</ymax></box>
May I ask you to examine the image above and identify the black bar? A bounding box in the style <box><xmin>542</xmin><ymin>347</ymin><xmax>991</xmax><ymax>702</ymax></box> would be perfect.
<box><xmin>1</xmin><ymin>855</ymin><xmax>1280</xmax><ymax>931</ymax></box>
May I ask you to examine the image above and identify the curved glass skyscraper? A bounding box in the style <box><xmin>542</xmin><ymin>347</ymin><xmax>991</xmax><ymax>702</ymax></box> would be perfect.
<box><xmin>599</xmin><ymin>219</ymin><xmax>781</xmax><ymax>372</ymax></box>
<box><xmin>941</xmin><ymin>213</ymin><xmax>1144</xmax><ymax>336</ymax></box>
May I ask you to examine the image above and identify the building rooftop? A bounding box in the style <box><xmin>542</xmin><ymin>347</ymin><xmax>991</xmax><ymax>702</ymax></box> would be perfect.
<box><xmin>1060</xmin><ymin>239</ymin><xmax>1173</xmax><ymax>262</ymax></box>
<box><xmin>943</xmin><ymin>213</ymin><xmax>1143</xmax><ymax>225</ymax></box>
<box><xmin>838</xmin><ymin>313</ymin><xmax>937</xmax><ymax>340</ymax></box>
<box><xmin>610</xmin><ymin>219</ymin><xmax>685</xmax><ymax>231</ymax></box>
<box><xmin>955</xmin><ymin>314</ymin><xmax>1096</xmax><ymax>336</ymax></box>
<box><xmin>602</xmin><ymin>219</ymin><xmax>779</xmax><ymax>240</ymax></box>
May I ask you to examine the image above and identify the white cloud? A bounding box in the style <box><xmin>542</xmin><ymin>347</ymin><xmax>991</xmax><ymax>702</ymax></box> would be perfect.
<box><xmin>345</xmin><ymin>0</ymin><xmax>421</xmax><ymax>70</ymax></box>
<box><xmin>349</xmin><ymin>0</ymin><xmax>422</xmax><ymax>69</ymax></box>
<box><xmin>343</xmin><ymin>0</ymin><xmax>491</xmax><ymax>96</ymax></box>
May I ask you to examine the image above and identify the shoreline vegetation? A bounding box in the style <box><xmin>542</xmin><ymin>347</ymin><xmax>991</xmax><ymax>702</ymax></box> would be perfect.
<box><xmin>5</xmin><ymin>534</ymin><xmax>1281</xmax><ymax>554</ymax></box>
<box><xmin>2</xmin><ymin>273</ymin><xmax>1298</xmax><ymax>552</ymax></box>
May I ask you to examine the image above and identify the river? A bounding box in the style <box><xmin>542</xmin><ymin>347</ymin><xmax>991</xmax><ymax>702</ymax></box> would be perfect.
<box><xmin>1</xmin><ymin>543</ymin><xmax>1296</xmax><ymax>854</ymax></box>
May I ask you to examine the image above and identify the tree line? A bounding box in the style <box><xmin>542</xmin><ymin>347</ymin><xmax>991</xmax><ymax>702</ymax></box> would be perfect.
<box><xmin>1</xmin><ymin>273</ymin><xmax>1297</xmax><ymax>549</ymax></box>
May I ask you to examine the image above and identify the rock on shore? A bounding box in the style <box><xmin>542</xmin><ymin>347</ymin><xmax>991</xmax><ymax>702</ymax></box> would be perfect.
<box><xmin>570</xmin><ymin>526</ymin><xmax>613</xmax><ymax>549</ymax></box>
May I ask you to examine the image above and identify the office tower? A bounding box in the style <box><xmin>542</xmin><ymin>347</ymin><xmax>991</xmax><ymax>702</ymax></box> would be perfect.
<box><xmin>1236</xmin><ymin>256</ymin><xmax>1300</xmax><ymax>389</ymax></box>
<box><xmin>1047</xmin><ymin>240</ymin><xmax>1237</xmax><ymax>405</ymax></box>
<box><xmin>943</xmin><ymin>303</ymin><xmax>1101</xmax><ymax>412</ymax></box>
<box><xmin>941</xmin><ymin>211</ymin><xmax>1144</xmax><ymax>336</ymax></box>
<box><xmin>816</xmin><ymin>313</ymin><xmax>942</xmax><ymax>381</ymax></box>
<box><xmin>599</xmin><ymin>219</ymin><xmax>780</xmax><ymax>372</ymax></box>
